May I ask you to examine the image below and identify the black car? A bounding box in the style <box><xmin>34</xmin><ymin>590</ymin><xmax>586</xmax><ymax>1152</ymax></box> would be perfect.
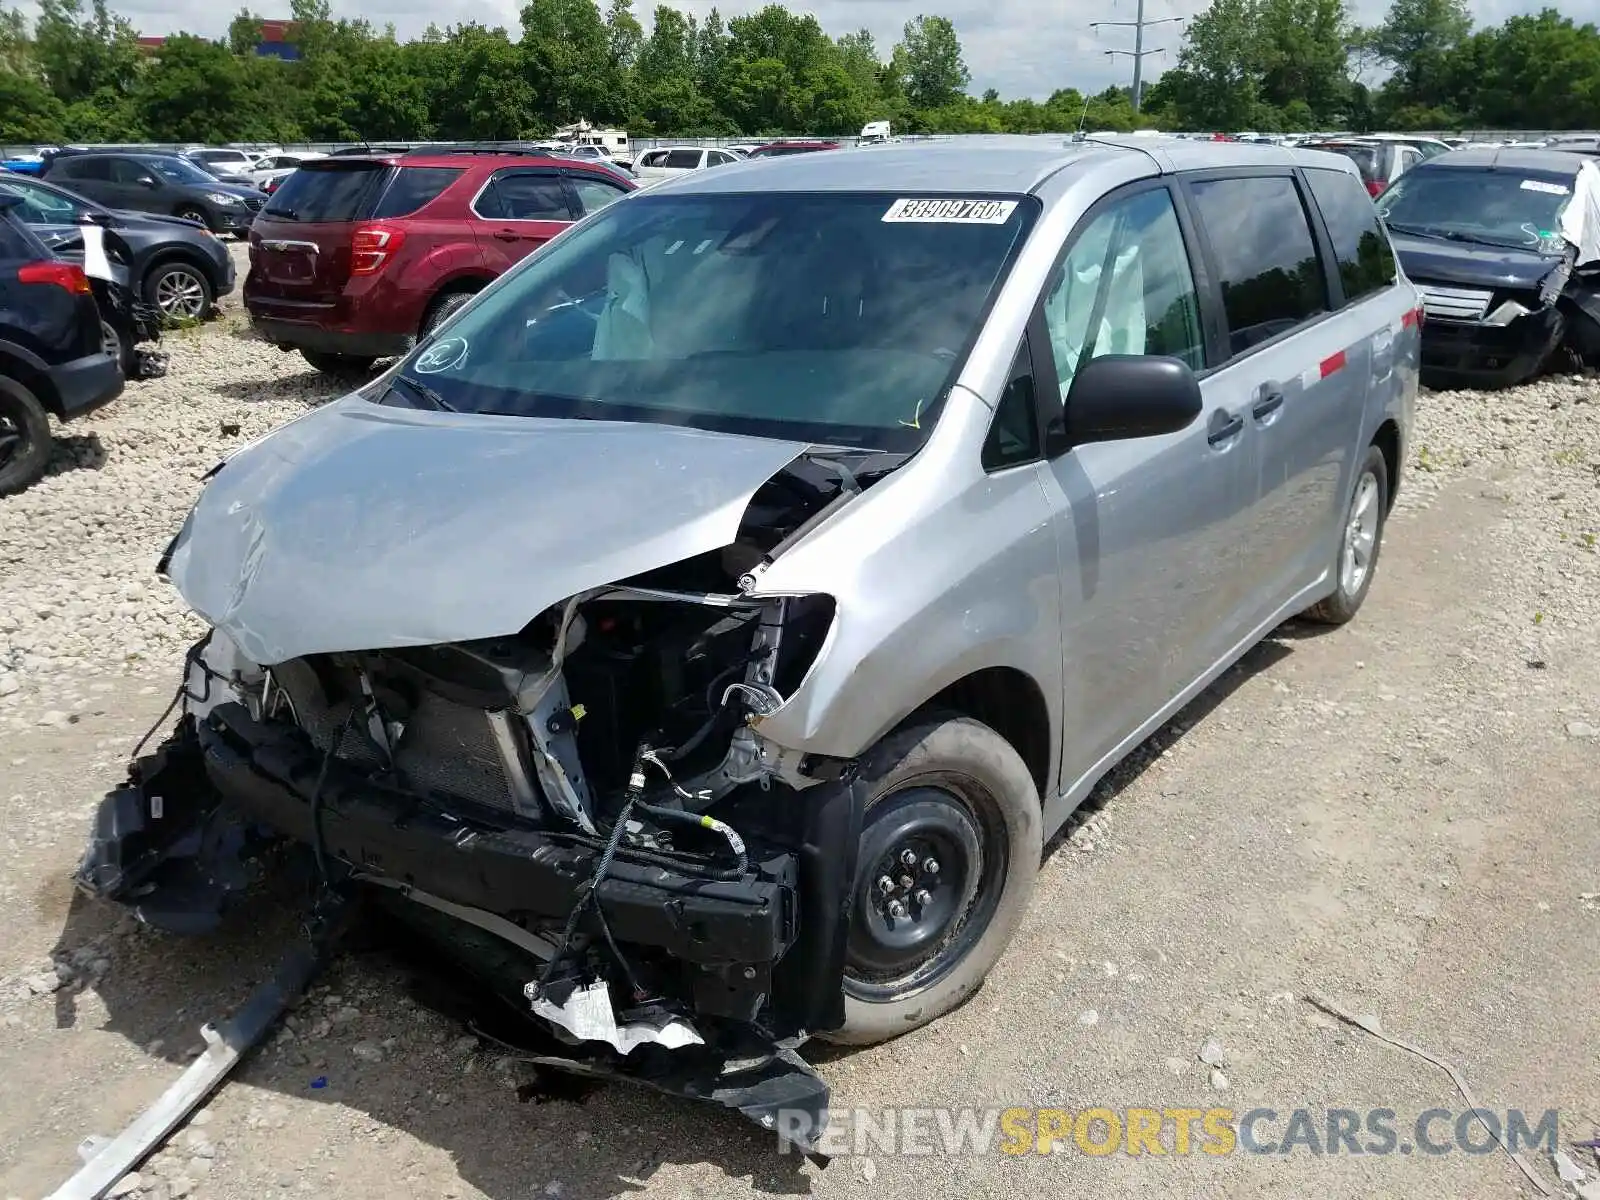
<box><xmin>41</xmin><ymin>151</ymin><xmax>266</xmax><ymax>238</ymax></box>
<box><xmin>1376</xmin><ymin>147</ymin><xmax>1600</xmax><ymax>388</ymax></box>
<box><xmin>0</xmin><ymin>171</ymin><xmax>235</xmax><ymax>322</ymax></box>
<box><xmin>0</xmin><ymin>194</ymin><xmax>123</xmax><ymax>495</ymax></box>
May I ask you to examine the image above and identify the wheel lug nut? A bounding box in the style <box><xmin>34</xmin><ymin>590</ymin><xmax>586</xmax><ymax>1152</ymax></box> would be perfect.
<box><xmin>876</xmin><ymin>875</ymin><xmax>894</xmax><ymax>895</ymax></box>
<box><xmin>922</xmin><ymin>857</ymin><xmax>939</xmax><ymax>876</ymax></box>
<box><xmin>887</xmin><ymin>900</ymin><xmax>907</xmax><ymax>920</ymax></box>
<box><xmin>900</xmin><ymin>849</ymin><xmax>918</xmax><ymax>867</ymax></box>
<box><xmin>913</xmin><ymin>889</ymin><xmax>932</xmax><ymax>908</ymax></box>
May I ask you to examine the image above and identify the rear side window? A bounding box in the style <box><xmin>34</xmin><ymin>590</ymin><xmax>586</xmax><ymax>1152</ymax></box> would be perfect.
<box><xmin>664</xmin><ymin>149</ymin><xmax>702</xmax><ymax>170</ymax></box>
<box><xmin>570</xmin><ymin>176</ymin><xmax>627</xmax><ymax>216</ymax></box>
<box><xmin>58</xmin><ymin>157</ymin><xmax>111</xmax><ymax>182</ymax></box>
<box><xmin>1310</xmin><ymin>144</ymin><xmax>1379</xmax><ymax>183</ymax></box>
<box><xmin>372</xmin><ymin>167</ymin><xmax>464</xmax><ymax>219</ymax></box>
<box><xmin>265</xmin><ymin>163</ymin><xmax>389</xmax><ymax>221</ymax></box>
<box><xmin>1304</xmin><ymin>167</ymin><xmax>1397</xmax><ymax>304</ymax></box>
<box><xmin>1188</xmin><ymin>175</ymin><xmax>1327</xmax><ymax>356</ymax></box>
<box><xmin>477</xmin><ymin>172</ymin><xmax>570</xmax><ymax>221</ymax></box>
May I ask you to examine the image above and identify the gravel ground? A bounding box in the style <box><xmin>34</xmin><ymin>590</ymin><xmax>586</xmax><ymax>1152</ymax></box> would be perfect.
<box><xmin>1</xmin><ymin>264</ymin><xmax>1598</xmax><ymax>1200</ymax></box>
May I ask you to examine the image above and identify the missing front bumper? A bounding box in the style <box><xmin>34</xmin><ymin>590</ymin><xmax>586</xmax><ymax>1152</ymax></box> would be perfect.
<box><xmin>73</xmin><ymin>707</ymin><xmax>843</xmax><ymax>1153</ymax></box>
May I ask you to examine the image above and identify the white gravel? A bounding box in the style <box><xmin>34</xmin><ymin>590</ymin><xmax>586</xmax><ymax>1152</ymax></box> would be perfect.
<box><xmin>0</xmin><ymin>277</ymin><xmax>350</xmax><ymax>731</ymax></box>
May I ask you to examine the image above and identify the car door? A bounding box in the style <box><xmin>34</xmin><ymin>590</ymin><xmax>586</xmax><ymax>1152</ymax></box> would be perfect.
<box><xmin>52</xmin><ymin>157</ymin><xmax>115</xmax><ymax>207</ymax></box>
<box><xmin>105</xmin><ymin>157</ymin><xmax>163</xmax><ymax>212</ymax></box>
<box><xmin>1180</xmin><ymin>169</ymin><xmax>1363</xmax><ymax>622</ymax></box>
<box><xmin>1030</xmin><ymin>180</ymin><xmax>1258</xmax><ymax>778</ymax></box>
<box><xmin>469</xmin><ymin>168</ymin><xmax>572</xmax><ymax>272</ymax></box>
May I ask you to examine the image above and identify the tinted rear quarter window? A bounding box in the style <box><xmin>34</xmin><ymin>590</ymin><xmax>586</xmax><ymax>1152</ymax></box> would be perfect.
<box><xmin>1304</xmin><ymin>167</ymin><xmax>1396</xmax><ymax>304</ymax></box>
<box><xmin>372</xmin><ymin>166</ymin><xmax>464</xmax><ymax>219</ymax></box>
<box><xmin>664</xmin><ymin>149</ymin><xmax>702</xmax><ymax>170</ymax></box>
<box><xmin>1310</xmin><ymin>144</ymin><xmax>1378</xmax><ymax>183</ymax></box>
<box><xmin>1189</xmin><ymin>174</ymin><xmax>1327</xmax><ymax>356</ymax></box>
<box><xmin>265</xmin><ymin>163</ymin><xmax>390</xmax><ymax>221</ymax></box>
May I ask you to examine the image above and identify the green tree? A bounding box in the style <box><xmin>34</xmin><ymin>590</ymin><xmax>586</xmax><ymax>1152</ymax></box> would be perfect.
<box><xmin>227</xmin><ymin>8</ymin><xmax>262</xmax><ymax>55</ymax></box>
<box><xmin>521</xmin><ymin>0</ymin><xmax>618</xmax><ymax>125</ymax></box>
<box><xmin>0</xmin><ymin>72</ymin><xmax>67</xmax><ymax>141</ymax></box>
<box><xmin>33</xmin><ymin>0</ymin><xmax>140</xmax><ymax>105</ymax></box>
<box><xmin>893</xmin><ymin>14</ymin><xmax>969</xmax><ymax>110</ymax></box>
<box><xmin>1370</xmin><ymin>0</ymin><xmax>1471</xmax><ymax>106</ymax></box>
<box><xmin>135</xmin><ymin>34</ymin><xmax>248</xmax><ymax>140</ymax></box>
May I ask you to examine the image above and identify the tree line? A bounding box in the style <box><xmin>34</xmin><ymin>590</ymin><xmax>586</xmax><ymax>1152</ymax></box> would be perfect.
<box><xmin>1</xmin><ymin>0</ymin><xmax>1598</xmax><ymax>146</ymax></box>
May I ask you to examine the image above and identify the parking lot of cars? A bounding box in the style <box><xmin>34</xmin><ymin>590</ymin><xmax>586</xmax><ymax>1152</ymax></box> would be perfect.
<box><xmin>0</xmin><ymin>133</ymin><xmax>1597</xmax><ymax>1199</ymax></box>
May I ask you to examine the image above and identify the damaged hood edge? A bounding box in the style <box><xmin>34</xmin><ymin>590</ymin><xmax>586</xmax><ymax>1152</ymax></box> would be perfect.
<box><xmin>165</xmin><ymin>396</ymin><xmax>811</xmax><ymax>665</ymax></box>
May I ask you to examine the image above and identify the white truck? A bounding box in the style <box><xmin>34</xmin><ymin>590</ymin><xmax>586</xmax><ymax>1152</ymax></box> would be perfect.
<box><xmin>859</xmin><ymin>120</ymin><xmax>892</xmax><ymax>145</ymax></box>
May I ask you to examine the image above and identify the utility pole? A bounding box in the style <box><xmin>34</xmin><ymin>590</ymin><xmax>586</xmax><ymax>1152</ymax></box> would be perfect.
<box><xmin>1090</xmin><ymin>0</ymin><xmax>1186</xmax><ymax>113</ymax></box>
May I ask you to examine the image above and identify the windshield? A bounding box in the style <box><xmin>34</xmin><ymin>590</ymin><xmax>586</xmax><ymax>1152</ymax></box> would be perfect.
<box><xmin>1376</xmin><ymin>167</ymin><xmax>1573</xmax><ymax>250</ymax></box>
<box><xmin>149</xmin><ymin>157</ymin><xmax>220</xmax><ymax>186</ymax></box>
<box><xmin>385</xmin><ymin>191</ymin><xmax>1036</xmax><ymax>450</ymax></box>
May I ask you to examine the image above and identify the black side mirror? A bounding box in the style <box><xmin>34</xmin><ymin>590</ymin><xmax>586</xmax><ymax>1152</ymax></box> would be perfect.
<box><xmin>1057</xmin><ymin>354</ymin><xmax>1202</xmax><ymax>447</ymax></box>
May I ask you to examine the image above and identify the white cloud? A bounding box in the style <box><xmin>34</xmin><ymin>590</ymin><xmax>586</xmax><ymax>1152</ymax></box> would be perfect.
<box><xmin>14</xmin><ymin>0</ymin><xmax>1555</xmax><ymax>99</ymax></box>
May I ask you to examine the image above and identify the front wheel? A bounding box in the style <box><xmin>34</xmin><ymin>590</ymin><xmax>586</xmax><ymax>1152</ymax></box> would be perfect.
<box><xmin>821</xmin><ymin>714</ymin><xmax>1042</xmax><ymax>1046</ymax></box>
<box><xmin>174</xmin><ymin>206</ymin><xmax>211</xmax><ymax>229</ymax></box>
<box><xmin>144</xmin><ymin>262</ymin><xmax>214</xmax><ymax>323</ymax></box>
<box><xmin>1304</xmin><ymin>443</ymin><xmax>1390</xmax><ymax>625</ymax></box>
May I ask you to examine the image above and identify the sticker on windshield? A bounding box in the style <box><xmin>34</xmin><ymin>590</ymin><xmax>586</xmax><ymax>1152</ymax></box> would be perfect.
<box><xmin>882</xmin><ymin>198</ymin><xmax>1018</xmax><ymax>224</ymax></box>
<box><xmin>414</xmin><ymin>336</ymin><xmax>468</xmax><ymax>374</ymax></box>
<box><xmin>1520</xmin><ymin>179</ymin><xmax>1570</xmax><ymax>195</ymax></box>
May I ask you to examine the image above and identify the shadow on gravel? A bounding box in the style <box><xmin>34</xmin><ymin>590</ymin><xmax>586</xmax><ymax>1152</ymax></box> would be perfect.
<box><xmin>40</xmin><ymin>626</ymin><xmax>1311</xmax><ymax>1198</ymax></box>
<box><xmin>1044</xmin><ymin>632</ymin><xmax>1296</xmax><ymax>858</ymax></box>
<box><xmin>43</xmin><ymin>432</ymin><xmax>107</xmax><ymax>479</ymax></box>
<box><xmin>209</xmin><ymin>372</ymin><xmax>355</xmax><ymax>406</ymax></box>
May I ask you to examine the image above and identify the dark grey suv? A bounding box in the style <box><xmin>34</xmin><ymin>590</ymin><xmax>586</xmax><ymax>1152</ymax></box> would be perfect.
<box><xmin>41</xmin><ymin>152</ymin><xmax>264</xmax><ymax>237</ymax></box>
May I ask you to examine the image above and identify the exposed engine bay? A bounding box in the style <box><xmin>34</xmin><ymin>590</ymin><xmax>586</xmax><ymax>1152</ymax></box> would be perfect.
<box><xmin>75</xmin><ymin>447</ymin><xmax>903</xmax><ymax>1151</ymax></box>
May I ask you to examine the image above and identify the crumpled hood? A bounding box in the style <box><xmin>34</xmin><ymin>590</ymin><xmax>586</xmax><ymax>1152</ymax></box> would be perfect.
<box><xmin>165</xmin><ymin>396</ymin><xmax>809</xmax><ymax>665</ymax></box>
<box><xmin>1390</xmin><ymin>234</ymin><xmax>1561</xmax><ymax>292</ymax></box>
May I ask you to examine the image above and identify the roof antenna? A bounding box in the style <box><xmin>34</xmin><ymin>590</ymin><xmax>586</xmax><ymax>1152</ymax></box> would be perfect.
<box><xmin>1073</xmin><ymin>95</ymin><xmax>1091</xmax><ymax>141</ymax></box>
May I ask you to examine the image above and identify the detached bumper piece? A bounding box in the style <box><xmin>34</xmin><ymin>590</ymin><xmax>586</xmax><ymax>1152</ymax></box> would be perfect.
<box><xmin>74</xmin><ymin>707</ymin><xmax>835</xmax><ymax>1154</ymax></box>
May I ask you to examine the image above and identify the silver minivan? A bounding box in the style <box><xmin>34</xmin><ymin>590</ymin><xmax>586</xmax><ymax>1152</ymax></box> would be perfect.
<box><xmin>79</xmin><ymin>137</ymin><xmax>1420</xmax><ymax>1146</ymax></box>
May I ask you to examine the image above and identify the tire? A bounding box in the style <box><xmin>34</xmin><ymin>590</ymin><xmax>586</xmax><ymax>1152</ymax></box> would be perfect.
<box><xmin>0</xmin><ymin>375</ymin><xmax>53</xmax><ymax>497</ymax></box>
<box><xmin>421</xmin><ymin>290</ymin><xmax>475</xmax><ymax>337</ymax></box>
<box><xmin>174</xmin><ymin>206</ymin><xmax>211</xmax><ymax>230</ymax></box>
<box><xmin>143</xmin><ymin>261</ymin><xmax>214</xmax><ymax>323</ymax></box>
<box><xmin>100</xmin><ymin>319</ymin><xmax>131</xmax><ymax>377</ymax></box>
<box><xmin>821</xmin><ymin>714</ymin><xmax>1042</xmax><ymax>1046</ymax></box>
<box><xmin>300</xmin><ymin>350</ymin><xmax>377</xmax><ymax>377</ymax></box>
<box><xmin>1303</xmin><ymin>442</ymin><xmax>1389</xmax><ymax>625</ymax></box>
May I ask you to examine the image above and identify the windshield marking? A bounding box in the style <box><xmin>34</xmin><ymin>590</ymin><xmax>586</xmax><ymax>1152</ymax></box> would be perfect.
<box><xmin>1520</xmin><ymin>179</ymin><xmax>1569</xmax><ymax>195</ymax></box>
<box><xmin>882</xmin><ymin>198</ymin><xmax>1018</xmax><ymax>224</ymax></box>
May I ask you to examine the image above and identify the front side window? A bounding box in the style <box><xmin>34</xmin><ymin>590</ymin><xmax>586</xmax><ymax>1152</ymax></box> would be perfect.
<box><xmin>1188</xmin><ymin>175</ymin><xmax>1326</xmax><ymax>356</ymax></box>
<box><xmin>1041</xmin><ymin>186</ymin><xmax>1205</xmax><ymax>398</ymax></box>
<box><xmin>1304</xmin><ymin>167</ymin><xmax>1397</xmax><ymax>304</ymax></box>
<box><xmin>386</xmin><ymin>191</ymin><xmax>1035</xmax><ymax>451</ymax></box>
<box><xmin>1375</xmin><ymin>166</ymin><xmax>1573</xmax><ymax>252</ymax></box>
<box><xmin>111</xmin><ymin>158</ymin><xmax>156</xmax><ymax>185</ymax></box>
<box><xmin>570</xmin><ymin>176</ymin><xmax>627</xmax><ymax>216</ymax></box>
<box><xmin>147</xmin><ymin>157</ymin><xmax>216</xmax><ymax>186</ymax></box>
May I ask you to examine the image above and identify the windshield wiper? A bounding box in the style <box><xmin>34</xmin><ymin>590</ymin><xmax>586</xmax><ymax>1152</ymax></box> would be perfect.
<box><xmin>269</xmin><ymin>208</ymin><xmax>299</xmax><ymax>220</ymax></box>
<box><xmin>1384</xmin><ymin>221</ymin><xmax>1454</xmax><ymax>242</ymax></box>
<box><xmin>388</xmin><ymin>374</ymin><xmax>457</xmax><ymax>412</ymax></box>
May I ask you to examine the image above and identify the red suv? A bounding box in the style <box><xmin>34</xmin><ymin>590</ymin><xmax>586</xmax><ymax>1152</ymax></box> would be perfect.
<box><xmin>244</xmin><ymin>150</ymin><xmax>636</xmax><ymax>375</ymax></box>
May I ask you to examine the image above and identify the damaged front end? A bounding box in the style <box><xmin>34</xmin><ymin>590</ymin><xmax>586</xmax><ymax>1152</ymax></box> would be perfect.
<box><xmin>76</xmin><ymin>422</ymin><xmax>900</xmax><ymax>1152</ymax></box>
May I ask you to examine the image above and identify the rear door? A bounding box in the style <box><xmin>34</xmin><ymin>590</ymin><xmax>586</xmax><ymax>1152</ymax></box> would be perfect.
<box><xmin>469</xmin><ymin>167</ymin><xmax>571</xmax><ymax>271</ymax></box>
<box><xmin>247</xmin><ymin>159</ymin><xmax>391</xmax><ymax>303</ymax></box>
<box><xmin>50</xmin><ymin>157</ymin><xmax>115</xmax><ymax>207</ymax></box>
<box><xmin>1181</xmin><ymin>169</ymin><xmax>1362</xmax><ymax>619</ymax></box>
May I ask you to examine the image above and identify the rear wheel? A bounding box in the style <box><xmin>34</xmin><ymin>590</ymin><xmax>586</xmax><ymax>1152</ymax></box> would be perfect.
<box><xmin>420</xmin><ymin>290</ymin><xmax>475</xmax><ymax>337</ymax></box>
<box><xmin>0</xmin><ymin>375</ymin><xmax>52</xmax><ymax>496</ymax></box>
<box><xmin>1304</xmin><ymin>443</ymin><xmax>1389</xmax><ymax>625</ymax></box>
<box><xmin>144</xmin><ymin>262</ymin><xmax>213</xmax><ymax>323</ymax></box>
<box><xmin>821</xmin><ymin>715</ymin><xmax>1042</xmax><ymax>1046</ymax></box>
<box><xmin>301</xmin><ymin>349</ymin><xmax>376</xmax><ymax>377</ymax></box>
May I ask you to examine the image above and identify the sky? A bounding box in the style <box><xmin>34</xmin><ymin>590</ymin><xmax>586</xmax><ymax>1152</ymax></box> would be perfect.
<box><xmin>12</xmin><ymin>0</ymin><xmax>1568</xmax><ymax>99</ymax></box>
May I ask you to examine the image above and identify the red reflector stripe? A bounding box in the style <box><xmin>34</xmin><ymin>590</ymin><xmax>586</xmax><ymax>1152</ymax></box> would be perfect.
<box><xmin>1319</xmin><ymin>350</ymin><xmax>1347</xmax><ymax>379</ymax></box>
<box><xmin>1400</xmin><ymin>306</ymin><xmax>1421</xmax><ymax>328</ymax></box>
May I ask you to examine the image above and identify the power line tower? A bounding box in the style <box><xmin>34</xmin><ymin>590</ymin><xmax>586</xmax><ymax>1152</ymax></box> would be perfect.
<box><xmin>1090</xmin><ymin>0</ymin><xmax>1186</xmax><ymax>113</ymax></box>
